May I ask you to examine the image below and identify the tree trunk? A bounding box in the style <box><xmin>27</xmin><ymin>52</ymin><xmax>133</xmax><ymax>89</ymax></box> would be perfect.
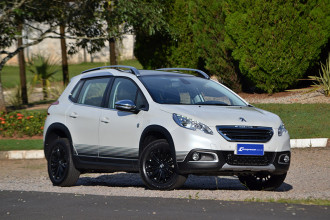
<box><xmin>0</xmin><ymin>77</ymin><xmax>6</xmax><ymax>112</ymax></box>
<box><xmin>83</xmin><ymin>47</ymin><xmax>87</xmax><ymax>63</ymax></box>
<box><xmin>90</xmin><ymin>53</ymin><xmax>94</xmax><ymax>63</ymax></box>
<box><xmin>42</xmin><ymin>79</ymin><xmax>48</xmax><ymax>100</ymax></box>
<box><xmin>60</xmin><ymin>25</ymin><xmax>69</xmax><ymax>86</ymax></box>
<box><xmin>18</xmin><ymin>22</ymin><xmax>28</xmax><ymax>105</ymax></box>
<box><xmin>109</xmin><ymin>38</ymin><xmax>117</xmax><ymax>65</ymax></box>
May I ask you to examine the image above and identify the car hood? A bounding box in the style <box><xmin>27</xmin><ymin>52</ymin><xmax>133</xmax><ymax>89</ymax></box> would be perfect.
<box><xmin>159</xmin><ymin>105</ymin><xmax>281</xmax><ymax>128</ymax></box>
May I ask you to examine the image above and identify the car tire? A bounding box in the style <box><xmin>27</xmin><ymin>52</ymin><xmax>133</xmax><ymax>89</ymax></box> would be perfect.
<box><xmin>139</xmin><ymin>139</ymin><xmax>187</xmax><ymax>190</ymax></box>
<box><xmin>47</xmin><ymin>138</ymin><xmax>80</xmax><ymax>187</ymax></box>
<box><xmin>238</xmin><ymin>172</ymin><xmax>287</xmax><ymax>191</ymax></box>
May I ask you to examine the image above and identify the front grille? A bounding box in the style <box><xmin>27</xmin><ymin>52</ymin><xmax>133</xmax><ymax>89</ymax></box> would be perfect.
<box><xmin>223</xmin><ymin>151</ymin><xmax>274</xmax><ymax>166</ymax></box>
<box><xmin>216</xmin><ymin>125</ymin><xmax>273</xmax><ymax>143</ymax></box>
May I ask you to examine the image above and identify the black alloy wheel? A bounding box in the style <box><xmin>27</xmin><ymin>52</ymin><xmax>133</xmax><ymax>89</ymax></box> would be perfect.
<box><xmin>238</xmin><ymin>172</ymin><xmax>287</xmax><ymax>191</ymax></box>
<box><xmin>145</xmin><ymin>146</ymin><xmax>175</xmax><ymax>184</ymax></box>
<box><xmin>49</xmin><ymin>144</ymin><xmax>67</xmax><ymax>182</ymax></box>
<box><xmin>140</xmin><ymin>139</ymin><xmax>187</xmax><ymax>190</ymax></box>
<box><xmin>47</xmin><ymin>138</ymin><xmax>80</xmax><ymax>187</ymax></box>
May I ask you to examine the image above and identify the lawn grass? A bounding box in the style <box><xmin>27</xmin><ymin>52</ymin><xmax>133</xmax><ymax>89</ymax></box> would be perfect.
<box><xmin>1</xmin><ymin>59</ymin><xmax>142</xmax><ymax>89</ymax></box>
<box><xmin>0</xmin><ymin>139</ymin><xmax>43</xmax><ymax>151</ymax></box>
<box><xmin>0</xmin><ymin>103</ymin><xmax>328</xmax><ymax>151</ymax></box>
<box><xmin>254</xmin><ymin>103</ymin><xmax>330</xmax><ymax>139</ymax></box>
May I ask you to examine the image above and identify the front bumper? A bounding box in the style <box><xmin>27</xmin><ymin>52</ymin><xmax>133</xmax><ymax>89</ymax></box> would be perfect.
<box><xmin>177</xmin><ymin>149</ymin><xmax>290</xmax><ymax>176</ymax></box>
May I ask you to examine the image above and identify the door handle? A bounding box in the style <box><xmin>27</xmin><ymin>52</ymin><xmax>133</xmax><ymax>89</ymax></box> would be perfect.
<box><xmin>70</xmin><ymin>112</ymin><xmax>78</xmax><ymax>118</ymax></box>
<box><xmin>100</xmin><ymin>117</ymin><xmax>110</xmax><ymax>123</ymax></box>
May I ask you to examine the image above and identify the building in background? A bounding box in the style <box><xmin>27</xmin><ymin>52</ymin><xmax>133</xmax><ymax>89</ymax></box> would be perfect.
<box><xmin>4</xmin><ymin>25</ymin><xmax>135</xmax><ymax>65</ymax></box>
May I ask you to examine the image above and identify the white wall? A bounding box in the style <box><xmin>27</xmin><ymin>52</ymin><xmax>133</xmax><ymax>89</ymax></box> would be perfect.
<box><xmin>4</xmin><ymin>25</ymin><xmax>135</xmax><ymax>65</ymax></box>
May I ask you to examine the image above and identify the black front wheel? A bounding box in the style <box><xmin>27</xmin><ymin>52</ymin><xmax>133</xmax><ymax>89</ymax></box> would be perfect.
<box><xmin>47</xmin><ymin>138</ymin><xmax>80</xmax><ymax>187</ymax></box>
<box><xmin>139</xmin><ymin>139</ymin><xmax>187</xmax><ymax>190</ymax></box>
<box><xmin>238</xmin><ymin>172</ymin><xmax>287</xmax><ymax>191</ymax></box>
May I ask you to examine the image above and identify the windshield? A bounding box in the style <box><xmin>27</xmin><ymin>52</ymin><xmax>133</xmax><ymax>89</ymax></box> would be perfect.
<box><xmin>140</xmin><ymin>76</ymin><xmax>247</xmax><ymax>106</ymax></box>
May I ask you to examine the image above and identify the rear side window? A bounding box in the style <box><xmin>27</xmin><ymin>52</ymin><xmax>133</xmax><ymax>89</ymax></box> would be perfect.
<box><xmin>70</xmin><ymin>80</ymin><xmax>84</xmax><ymax>102</ymax></box>
<box><xmin>77</xmin><ymin>77</ymin><xmax>110</xmax><ymax>107</ymax></box>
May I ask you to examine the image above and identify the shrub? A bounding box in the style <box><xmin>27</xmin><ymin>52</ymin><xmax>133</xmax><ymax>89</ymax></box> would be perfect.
<box><xmin>135</xmin><ymin>0</ymin><xmax>200</xmax><ymax>70</ymax></box>
<box><xmin>309</xmin><ymin>53</ymin><xmax>330</xmax><ymax>97</ymax></box>
<box><xmin>0</xmin><ymin>110</ymin><xmax>47</xmax><ymax>137</ymax></box>
<box><xmin>191</xmin><ymin>0</ymin><xmax>242</xmax><ymax>91</ymax></box>
<box><xmin>223</xmin><ymin>0</ymin><xmax>330</xmax><ymax>93</ymax></box>
<box><xmin>28</xmin><ymin>54</ymin><xmax>60</xmax><ymax>100</ymax></box>
<box><xmin>135</xmin><ymin>0</ymin><xmax>242</xmax><ymax>91</ymax></box>
<box><xmin>135</xmin><ymin>0</ymin><xmax>329</xmax><ymax>93</ymax></box>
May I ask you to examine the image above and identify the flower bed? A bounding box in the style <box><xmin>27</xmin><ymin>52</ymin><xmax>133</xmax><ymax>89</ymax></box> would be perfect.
<box><xmin>0</xmin><ymin>110</ymin><xmax>47</xmax><ymax>137</ymax></box>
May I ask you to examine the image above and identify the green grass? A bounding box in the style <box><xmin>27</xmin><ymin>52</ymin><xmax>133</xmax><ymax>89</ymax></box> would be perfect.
<box><xmin>0</xmin><ymin>103</ymin><xmax>328</xmax><ymax>151</ymax></box>
<box><xmin>1</xmin><ymin>59</ymin><xmax>142</xmax><ymax>89</ymax></box>
<box><xmin>0</xmin><ymin>139</ymin><xmax>43</xmax><ymax>151</ymax></box>
<box><xmin>245</xmin><ymin>197</ymin><xmax>330</xmax><ymax>206</ymax></box>
<box><xmin>254</xmin><ymin>103</ymin><xmax>330</xmax><ymax>139</ymax></box>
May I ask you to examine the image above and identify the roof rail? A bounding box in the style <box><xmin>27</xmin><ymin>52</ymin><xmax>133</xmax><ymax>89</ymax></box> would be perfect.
<box><xmin>156</xmin><ymin>68</ymin><xmax>210</xmax><ymax>79</ymax></box>
<box><xmin>81</xmin><ymin>65</ymin><xmax>140</xmax><ymax>77</ymax></box>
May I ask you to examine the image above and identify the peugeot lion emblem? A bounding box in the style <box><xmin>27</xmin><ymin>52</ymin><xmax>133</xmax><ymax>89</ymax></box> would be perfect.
<box><xmin>239</xmin><ymin>117</ymin><xmax>247</xmax><ymax>122</ymax></box>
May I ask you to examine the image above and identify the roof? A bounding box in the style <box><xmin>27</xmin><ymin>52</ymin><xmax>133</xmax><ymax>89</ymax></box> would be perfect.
<box><xmin>80</xmin><ymin>65</ymin><xmax>210</xmax><ymax>79</ymax></box>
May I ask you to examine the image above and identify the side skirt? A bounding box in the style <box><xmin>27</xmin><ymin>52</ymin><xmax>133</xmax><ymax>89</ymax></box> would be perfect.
<box><xmin>73</xmin><ymin>155</ymin><xmax>139</xmax><ymax>173</ymax></box>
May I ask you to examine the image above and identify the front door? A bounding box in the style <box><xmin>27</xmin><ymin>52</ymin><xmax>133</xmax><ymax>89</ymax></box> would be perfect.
<box><xmin>98</xmin><ymin>77</ymin><xmax>148</xmax><ymax>159</ymax></box>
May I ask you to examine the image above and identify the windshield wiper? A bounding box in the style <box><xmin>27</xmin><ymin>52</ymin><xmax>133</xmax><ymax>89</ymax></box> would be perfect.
<box><xmin>195</xmin><ymin>102</ymin><xmax>230</xmax><ymax>106</ymax></box>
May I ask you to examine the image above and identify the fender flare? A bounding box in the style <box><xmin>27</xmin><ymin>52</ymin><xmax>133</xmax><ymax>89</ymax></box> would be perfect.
<box><xmin>139</xmin><ymin>124</ymin><xmax>178</xmax><ymax>165</ymax></box>
<box><xmin>44</xmin><ymin>123</ymin><xmax>73</xmax><ymax>158</ymax></box>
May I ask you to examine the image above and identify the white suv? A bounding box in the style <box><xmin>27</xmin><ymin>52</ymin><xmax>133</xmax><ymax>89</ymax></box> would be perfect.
<box><xmin>44</xmin><ymin>66</ymin><xmax>290</xmax><ymax>190</ymax></box>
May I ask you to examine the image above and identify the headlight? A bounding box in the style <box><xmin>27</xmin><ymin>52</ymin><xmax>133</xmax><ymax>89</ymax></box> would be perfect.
<box><xmin>173</xmin><ymin>113</ymin><xmax>213</xmax><ymax>135</ymax></box>
<box><xmin>278</xmin><ymin>123</ymin><xmax>287</xmax><ymax>136</ymax></box>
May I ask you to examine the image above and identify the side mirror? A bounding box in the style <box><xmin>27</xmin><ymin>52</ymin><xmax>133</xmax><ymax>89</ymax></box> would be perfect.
<box><xmin>115</xmin><ymin>100</ymin><xmax>138</xmax><ymax>113</ymax></box>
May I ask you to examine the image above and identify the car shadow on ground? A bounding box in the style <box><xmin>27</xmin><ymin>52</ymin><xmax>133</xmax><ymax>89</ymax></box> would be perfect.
<box><xmin>76</xmin><ymin>173</ymin><xmax>293</xmax><ymax>192</ymax></box>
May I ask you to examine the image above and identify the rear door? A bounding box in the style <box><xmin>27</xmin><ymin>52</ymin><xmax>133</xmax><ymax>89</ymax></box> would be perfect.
<box><xmin>66</xmin><ymin>77</ymin><xmax>111</xmax><ymax>156</ymax></box>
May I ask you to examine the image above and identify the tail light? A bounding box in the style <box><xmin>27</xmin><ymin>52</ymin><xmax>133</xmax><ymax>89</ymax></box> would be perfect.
<box><xmin>47</xmin><ymin>100</ymin><xmax>59</xmax><ymax>115</ymax></box>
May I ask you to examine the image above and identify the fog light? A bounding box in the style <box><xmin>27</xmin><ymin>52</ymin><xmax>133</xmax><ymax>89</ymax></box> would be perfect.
<box><xmin>283</xmin><ymin>155</ymin><xmax>290</xmax><ymax>163</ymax></box>
<box><xmin>192</xmin><ymin>152</ymin><xmax>200</xmax><ymax>161</ymax></box>
<box><xmin>278</xmin><ymin>154</ymin><xmax>290</xmax><ymax>164</ymax></box>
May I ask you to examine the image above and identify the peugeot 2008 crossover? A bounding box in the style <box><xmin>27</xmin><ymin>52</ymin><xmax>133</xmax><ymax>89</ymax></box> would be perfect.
<box><xmin>44</xmin><ymin>66</ymin><xmax>290</xmax><ymax>190</ymax></box>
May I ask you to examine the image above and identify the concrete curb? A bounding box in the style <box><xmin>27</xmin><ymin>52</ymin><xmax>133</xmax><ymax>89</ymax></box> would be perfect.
<box><xmin>0</xmin><ymin>150</ymin><xmax>44</xmax><ymax>160</ymax></box>
<box><xmin>0</xmin><ymin>138</ymin><xmax>328</xmax><ymax>160</ymax></box>
<box><xmin>290</xmin><ymin>138</ymin><xmax>328</xmax><ymax>148</ymax></box>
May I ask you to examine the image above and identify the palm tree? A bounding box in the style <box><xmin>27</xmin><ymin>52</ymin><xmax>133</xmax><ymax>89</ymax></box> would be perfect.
<box><xmin>28</xmin><ymin>54</ymin><xmax>59</xmax><ymax>100</ymax></box>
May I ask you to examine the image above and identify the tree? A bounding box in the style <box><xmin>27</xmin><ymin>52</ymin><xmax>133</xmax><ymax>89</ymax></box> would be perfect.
<box><xmin>0</xmin><ymin>0</ymin><xmax>104</xmax><ymax>111</ymax></box>
<box><xmin>60</xmin><ymin>24</ymin><xmax>69</xmax><ymax>86</ymax></box>
<box><xmin>223</xmin><ymin>0</ymin><xmax>330</xmax><ymax>93</ymax></box>
<box><xmin>134</xmin><ymin>0</ymin><xmax>242</xmax><ymax>91</ymax></box>
<box><xmin>191</xmin><ymin>0</ymin><xmax>242</xmax><ymax>91</ymax></box>
<box><xmin>134</xmin><ymin>0</ymin><xmax>203</xmax><ymax>69</ymax></box>
<box><xmin>69</xmin><ymin>0</ymin><xmax>169</xmax><ymax>66</ymax></box>
<box><xmin>0</xmin><ymin>0</ymin><xmax>58</xmax><ymax>111</ymax></box>
<box><xmin>55</xmin><ymin>1</ymin><xmax>104</xmax><ymax>85</ymax></box>
<box><xmin>17</xmin><ymin>21</ymin><xmax>28</xmax><ymax>105</ymax></box>
<box><xmin>0</xmin><ymin>0</ymin><xmax>169</xmax><ymax>111</ymax></box>
<box><xmin>134</xmin><ymin>0</ymin><xmax>174</xmax><ymax>69</ymax></box>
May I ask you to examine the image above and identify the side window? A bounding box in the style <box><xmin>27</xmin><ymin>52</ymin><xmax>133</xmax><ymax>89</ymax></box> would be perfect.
<box><xmin>70</xmin><ymin>80</ymin><xmax>84</xmax><ymax>103</ymax></box>
<box><xmin>77</xmin><ymin>77</ymin><xmax>110</xmax><ymax>107</ymax></box>
<box><xmin>108</xmin><ymin>78</ymin><xmax>147</xmax><ymax>109</ymax></box>
<box><xmin>136</xmin><ymin>90</ymin><xmax>148</xmax><ymax>109</ymax></box>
